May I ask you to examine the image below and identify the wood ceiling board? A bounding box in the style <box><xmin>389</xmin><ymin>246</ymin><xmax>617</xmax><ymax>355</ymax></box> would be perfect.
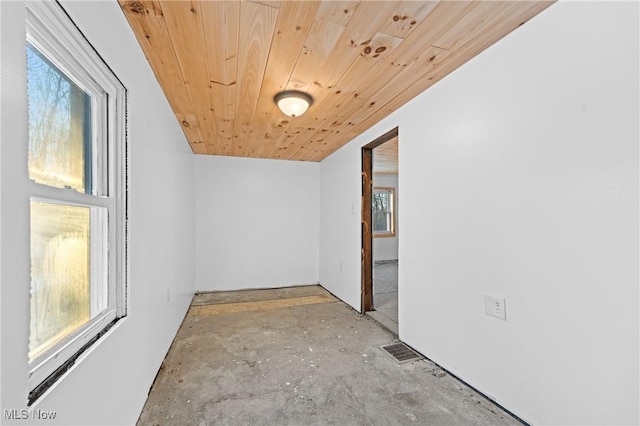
<box><xmin>175</xmin><ymin>113</ymin><xmax>207</xmax><ymax>154</ymax></box>
<box><xmin>301</xmin><ymin>1</ymin><xmax>399</xmax><ymax>96</ymax></box>
<box><xmin>249</xmin><ymin>0</ymin><xmax>281</xmax><ymax>9</ymax></box>
<box><xmin>272</xmin><ymin>1</ymin><xmax>400</xmax><ymax>159</ymax></box>
<box><xmin>269</xmin><ymin>0</ymin><xmax>399</xmax><ymax>160</ymax></box>
<box><xmin>119</xmin><ymin>0</ymin><xmax>207</xmax><ymax>153</ymax></box>
<box><xmin>202</xmin><ymin>1</ymin><xmax>240</xmax><ymax>154</ymax></box>
<box><xmin>120</xmin><ymin>0</ymin><xmax>554</xmax><ymax>161</ymax></box>
<box><xmin>373</xmin><ymin>136</ymin><xmax>398</xmax><ymax>175</ymax></box>
<box><xmin>243</xmin><ymin>1</ymin><xmax>321</xmax><ymax>157</ymax></box>
<box><xmin>232</xmin><ymin>2</ymin><xmax>278</xmax><ymax>155</ymax></box>
<box><xmin>285</xmin><ymin>19</ymin><xmax>345</xmax><ymax>92</ymax></box>
<box><xmin>160</xmin><ymin>1</ymin><xmax>220</xmax><ymax>154</ymax></box>
<box><xmin>379</xmin><ymin>1</ymin><xmax>439</xmax><ymax>39</ymax></box>
<box><xmin>202</xmin><ymin>1</ymin><xmax>237</xmax><ymax>86</ymax></box>
<box><xmin>315</xmin><ymin>1</ymin><xmax>360</xmax><ymax>26</ymax></box>
<box><xmin>260</xmin><ymin>18</ymin><xmax>345</xmax><ymax>158</ymax></box>
<box><xmin>119</xmin><ymin>1</ymin><xmax>191</xmax><ymax>112</ymax></box>
<box><xmin>286</xmin><ymin>30</ymin><xmax>404</xmax><ymax>160</ymax></box>
<box><xmin>429</xmin><ymin>1</ymin><xmax>527</xmax><ymax>52</ymax></box>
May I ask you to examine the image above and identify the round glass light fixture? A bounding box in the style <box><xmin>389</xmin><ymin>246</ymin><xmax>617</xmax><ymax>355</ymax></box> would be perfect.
<box><xmin>274</xmin><ymin>90</ymin><xmax>313</xmax><ymax>117</ymax></box>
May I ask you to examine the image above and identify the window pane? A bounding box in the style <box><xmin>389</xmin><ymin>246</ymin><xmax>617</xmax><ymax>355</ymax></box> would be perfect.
<box><xmin>373</xmin><ymin>192</ymin><xmax>389</xmax><ymax>213</ymax></box>
<box><xmin>27</xmin><ymin>43</ymin><xmax>92</xmax><ymax>193</ymax></box>
<box><xmin>29</xmin><ymin>201</ymin><xmax>92</xmax><ymax>362</ymax></box>
<box><xmin>373</xmin><ymin>211</ymin><xmax>389</xmax><ymax>232</ymax></box>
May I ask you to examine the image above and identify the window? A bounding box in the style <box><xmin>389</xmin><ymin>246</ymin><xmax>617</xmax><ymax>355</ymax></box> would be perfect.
<box><xmin>26</xmin><ymin>2</ymin><xmax>127</xmax><ymax>403</ymax></box>
<box><xmin>373</xmin><ymin>187</ymin><xmax>395</xmax><ymax>237</ymax></box>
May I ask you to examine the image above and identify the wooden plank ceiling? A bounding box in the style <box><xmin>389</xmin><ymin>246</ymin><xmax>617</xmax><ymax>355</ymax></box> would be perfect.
<box><xmin>119</xmin><ymin>0</ymin><xmax>553</xmax><ymax>161</ymax></box>
<box><xmin>374</xmin><ymin>136</ymin><xmax>398</xmax><ymax>175</ymax></box>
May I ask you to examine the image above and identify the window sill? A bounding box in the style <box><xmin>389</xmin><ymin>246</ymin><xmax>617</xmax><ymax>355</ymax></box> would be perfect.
<box><xmin>373</xmin><ymin>233</ymin><xmax>395</xmax><ymax>238</ymax></box>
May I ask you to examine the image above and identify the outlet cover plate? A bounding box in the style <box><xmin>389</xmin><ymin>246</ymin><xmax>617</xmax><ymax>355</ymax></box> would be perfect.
<box><xmin>484</xmin><ymin>295</ymin><xmax>506</xmax><ymax>320</ymax></box>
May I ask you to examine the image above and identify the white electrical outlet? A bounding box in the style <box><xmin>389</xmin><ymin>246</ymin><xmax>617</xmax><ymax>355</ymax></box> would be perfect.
<box><xmin>484</xmin><ymin>295</ymin><xmax>506</xmax><ymax>320</ymax></box>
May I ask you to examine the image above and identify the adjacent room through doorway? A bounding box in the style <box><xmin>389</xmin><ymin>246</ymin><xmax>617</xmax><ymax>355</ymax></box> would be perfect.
<box><xmin>361</xmin><ymin>129</ymin><xmax>399</xmax><ymax>334</ymax></box>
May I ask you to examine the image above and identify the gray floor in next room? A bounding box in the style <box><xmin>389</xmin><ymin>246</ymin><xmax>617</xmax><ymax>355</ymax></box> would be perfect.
<box><xmin>368</xmin><ymin>260</ymin><xmax>399</xmax><ymax>335</ymax></box>
<box><xmin>137</xmin><ymin>285</ymin><xmax>520</xmax><ymax>425</ymax></box>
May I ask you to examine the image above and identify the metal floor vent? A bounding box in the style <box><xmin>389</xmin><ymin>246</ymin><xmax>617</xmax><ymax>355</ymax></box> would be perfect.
<box><xmin>382</xmin><ymin>343</ymin><xmax>424</xmax><ymax>364</ymax></box>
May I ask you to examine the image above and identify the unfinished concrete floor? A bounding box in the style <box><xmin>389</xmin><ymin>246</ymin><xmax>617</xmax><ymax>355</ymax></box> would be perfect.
<box><xmin>138</xmin><ymin>285</ymin><xmax>519</xmax><ymax>426</ymax></box>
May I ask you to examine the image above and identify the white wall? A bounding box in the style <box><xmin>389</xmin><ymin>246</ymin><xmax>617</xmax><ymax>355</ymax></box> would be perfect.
<box><xmin>319</xmin><ymin>2</ymin><xmax>639</xmax><ymax>424</ymax></box>
<box><xmin>195</xmin><ymin>155</ymin><xmax>319</xmax><ymax>291</ymax></box>
<box><xmin>1</xmin><ymin>1</ymin><xmax>196</xmax><ymax>425</ymax></box>
<box><xmin>373</xmin><ymin>174</ymin><xmax>399</xmax><ymax>261</ymax></box>
<box><xmin>319</xmin><ymin>147</ymin><xmax>363</xmax><ymax>308</ymax></box>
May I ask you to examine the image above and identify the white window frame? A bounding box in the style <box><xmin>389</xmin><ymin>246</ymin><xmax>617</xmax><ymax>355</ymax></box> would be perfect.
<box><xmin>25</xmin><ymin>1</ymin><xmax>127</xmax><ymax>403</ymax></box>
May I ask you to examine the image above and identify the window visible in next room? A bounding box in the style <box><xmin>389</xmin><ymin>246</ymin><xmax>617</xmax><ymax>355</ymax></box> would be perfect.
<box><xmin>373</xmin><ymin>187</ymin><xmax>395</xmax><ymax>238</ymax></box>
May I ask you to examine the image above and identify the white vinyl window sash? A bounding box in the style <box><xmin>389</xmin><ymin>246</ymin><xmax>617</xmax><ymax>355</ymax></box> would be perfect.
<box><xmin>373</xmin><ymin>187</ymin><xmax>395</xmax><ymax>238</ymax></box>
<box><xmin>25</xmin><ymin>1</ymin><xmax>127</xmax><ymax>403</ymax></box>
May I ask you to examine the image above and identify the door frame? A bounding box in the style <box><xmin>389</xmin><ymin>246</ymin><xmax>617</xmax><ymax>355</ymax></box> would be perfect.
<box><xmin>361</xmin><ymin>127</ymin><xmax>398</xmax><ymax>313</ymax></box>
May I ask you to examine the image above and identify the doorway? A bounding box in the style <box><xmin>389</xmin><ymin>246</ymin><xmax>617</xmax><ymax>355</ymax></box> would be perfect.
<box><xmin>362</xmin><ymin>128</ymin><xmax>399</xmax><ymax>334</ymax></box>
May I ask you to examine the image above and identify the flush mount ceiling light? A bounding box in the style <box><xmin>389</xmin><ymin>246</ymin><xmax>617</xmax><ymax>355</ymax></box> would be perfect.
<box><xmin>274</xmin><ymin>90</ymin><xmax>313</xmax><ymax>117</ymax></box>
